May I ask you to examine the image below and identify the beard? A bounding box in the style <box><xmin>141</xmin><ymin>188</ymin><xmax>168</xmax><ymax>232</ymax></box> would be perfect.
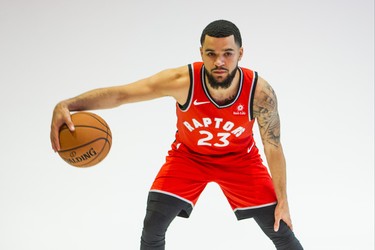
<box><xmin>205</xmin><ymin>66</ymin><xmax>238</xmax><ymax>90</ymax></box>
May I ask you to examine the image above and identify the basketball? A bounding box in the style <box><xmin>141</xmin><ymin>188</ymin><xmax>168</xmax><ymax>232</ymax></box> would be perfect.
<box><xmin>58</xmin><ymin>112</ymin><xmax>112</xmax><ymax>167</ymax></box>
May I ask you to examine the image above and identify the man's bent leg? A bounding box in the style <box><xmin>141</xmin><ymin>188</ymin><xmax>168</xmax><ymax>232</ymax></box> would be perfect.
<box><xmin>140</xmin><ymin>192</ymin><xmax>193</xmax><ymax>250</ymax></box>
<box><xmin>253</xmin><ymin>205</ymin><xmax>303</xmax><ymax>250</ymax></box>
<box><xmin>141</xmin><ymin>209</ymin><xmax>176</xmax><ymax>250</ymax></box>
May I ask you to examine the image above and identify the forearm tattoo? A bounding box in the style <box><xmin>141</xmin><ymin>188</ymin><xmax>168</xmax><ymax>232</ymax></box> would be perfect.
<box><xmin>253</xmin><ymin>82</ymin><xmax>281</xmax><ymax>148</ymax></box>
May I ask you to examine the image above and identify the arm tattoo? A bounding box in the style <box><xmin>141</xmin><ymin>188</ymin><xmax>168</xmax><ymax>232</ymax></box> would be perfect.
<box><xmin>253</xmin><ymin>82</ymin><xmax>281</xmax><ymax>148</ymax></box>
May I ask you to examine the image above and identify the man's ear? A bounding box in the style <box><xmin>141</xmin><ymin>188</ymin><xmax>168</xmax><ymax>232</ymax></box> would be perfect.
<box><xmin>239</xmin><ymin>47</ymin><xmax>244</xmax><ymax>61</ymax></box>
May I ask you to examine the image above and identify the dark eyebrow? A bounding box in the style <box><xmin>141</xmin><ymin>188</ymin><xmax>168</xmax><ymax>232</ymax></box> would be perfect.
<box><xmin>204</xmin><ymin>48</ymin><xmax>235</xmax><ymax>52</ymax></box>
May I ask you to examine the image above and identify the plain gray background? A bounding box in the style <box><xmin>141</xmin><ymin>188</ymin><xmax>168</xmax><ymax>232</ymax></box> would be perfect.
<box><xmin>0</xmin><ymin>0</ymin><xmax>373</xmax><ymax>249</ymax></box>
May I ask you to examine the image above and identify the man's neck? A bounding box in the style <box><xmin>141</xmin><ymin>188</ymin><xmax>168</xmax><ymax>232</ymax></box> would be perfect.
<box><xmin>205</xmin><ymin>69</ymin><xmax>241</xmax><ymax>105</ymax></box>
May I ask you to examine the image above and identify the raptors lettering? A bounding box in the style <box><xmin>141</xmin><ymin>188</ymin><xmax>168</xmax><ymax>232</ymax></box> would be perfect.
<box><xmin>182</xmin><ymin>117</ymin><xmax>246</xmax><ymax>147</ymax></box>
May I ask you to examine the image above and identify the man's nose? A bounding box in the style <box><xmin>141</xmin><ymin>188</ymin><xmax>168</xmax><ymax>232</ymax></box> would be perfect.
<box><xmin>214</xmin><ymin>56</ymin><xmax>225</xmax><ymax>68</ymax></box>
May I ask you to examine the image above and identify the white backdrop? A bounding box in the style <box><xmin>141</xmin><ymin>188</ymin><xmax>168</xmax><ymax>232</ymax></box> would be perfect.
<box><xmin>0</xmin><ymin>0</ymin><xmax>373</xmax><ymax>249</ymax></box>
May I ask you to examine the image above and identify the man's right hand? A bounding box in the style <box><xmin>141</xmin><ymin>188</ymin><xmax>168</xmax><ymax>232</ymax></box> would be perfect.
<box><xmin>50</xmin><ymin>102</ymin><xmax>75</xmax><ymax>152</ymax></box>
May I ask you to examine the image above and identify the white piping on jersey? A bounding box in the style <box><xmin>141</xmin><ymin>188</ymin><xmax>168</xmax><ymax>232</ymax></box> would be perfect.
<box><xmin>201</xmin><ymin>66</ymin><xmax>244</xmax><ymax>109</ymax></box>
<box><xmin>233</xmin><ymin>201</ymin><xmax>277</xmax><ymax>212</ymax></box>
<box><xmin>179</xmin><ymin>64</ymin><xmax>195</xmax><ymax>113</ymax></box>
<box><xmin>149</xmin><ymin>189</ymin><xmax>195</xmax><ymax>208</ymax></box>
<box><xmin>248</xmin><ymin>71</ymin><xmax>257</xmax><ymax>121</ymax></box>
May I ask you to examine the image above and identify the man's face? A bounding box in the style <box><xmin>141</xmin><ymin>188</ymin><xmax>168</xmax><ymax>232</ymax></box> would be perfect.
<box><xmin>200</xmin><ymin>35</ymin><xmax>243</xmax><ymax>89</ymax></box>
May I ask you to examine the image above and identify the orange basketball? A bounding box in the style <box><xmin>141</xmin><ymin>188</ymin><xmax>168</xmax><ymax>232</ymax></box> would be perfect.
<box><xmin>58</xmin><ymin>112</ymin><xmax>112</xmax><ymax>167</ymax></box>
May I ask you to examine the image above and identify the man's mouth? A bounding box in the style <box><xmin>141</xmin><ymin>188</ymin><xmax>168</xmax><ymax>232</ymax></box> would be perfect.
<box><xmin>212</xmin><ymin>68</ymin><xmax>228</xmax><ymax>74</ymax></box>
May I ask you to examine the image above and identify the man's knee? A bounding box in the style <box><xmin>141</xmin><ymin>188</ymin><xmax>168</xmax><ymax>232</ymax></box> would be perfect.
<box><xmin>141</xmin><ymin>209</ymin><xmax>172</xmax><ymax>250</ymax></box>
<box><xmin>253</xmin><ymin>206</ymin><xmax>303</xmax><ymax>250</ymax></box>
<box><xmin>263</xmin><ymin>221</ymin><xmax>303</xmax><ymax>250</ymax></box>
<box><xmin>140</xmin><ymin>192</ymin><xmax>194</xmax><ymax>249</ymax></box>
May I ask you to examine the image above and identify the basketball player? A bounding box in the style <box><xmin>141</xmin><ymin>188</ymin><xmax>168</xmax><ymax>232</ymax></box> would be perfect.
<box><xmin>50</xmin><ymin>20</ymin><xmax>303</xmax><ymax>249</ymax></box>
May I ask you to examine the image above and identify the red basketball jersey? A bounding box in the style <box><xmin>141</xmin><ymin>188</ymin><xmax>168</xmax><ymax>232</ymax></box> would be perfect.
<box><xmin>174</xmin><ymin>62</ymin><xmax>258</xmax><ymax>156</ymax></box>
<box><xmin>151</xmin><ymin>62</ymin><xmax>277</xmax><ymax>211</ymax></box>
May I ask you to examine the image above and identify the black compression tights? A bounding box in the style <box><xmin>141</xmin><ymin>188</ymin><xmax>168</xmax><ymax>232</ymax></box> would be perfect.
<box><xmin>140</xmin><ymin>197</ymin><xmax>185</xmax><ymax>250</ymax></box>
<box><xmin>253</xmin><ymin>207</ymin><xmax>304</xmax><ymax>250</ymax></box>
<box><xmin>140</xmin><ymin>198</ymin><xmax>303</xmax><ymax>250</ymax></box>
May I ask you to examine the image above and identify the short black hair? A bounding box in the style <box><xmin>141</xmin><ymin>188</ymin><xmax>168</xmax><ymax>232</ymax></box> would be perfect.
<box><xmin>200</xmin><ymin>20</ymin><xmax>242</xmax><ymax>47</ymax></box>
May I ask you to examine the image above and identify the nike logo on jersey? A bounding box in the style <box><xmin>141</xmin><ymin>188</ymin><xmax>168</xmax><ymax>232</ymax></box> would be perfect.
<box><xmin>193</xmin><ymin>99</ymin><xmax>211</xmax><ymax>106</ymax></box>
<box><xmin>247</xmin><ymin>142</ymin><xmax>255</xmax><ymax>153</ymax></box>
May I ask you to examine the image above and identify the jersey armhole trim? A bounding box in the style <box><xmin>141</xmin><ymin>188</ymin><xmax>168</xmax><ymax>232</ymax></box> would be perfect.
<box><xmin>178</xmin><ymin>64</ymin><xmax>193</xmax><ymax>111</ymax></box>
<box><xmin>249</xmin><ymin>71</ymin><xmax>258</xmax><ymax>120</ymax></box>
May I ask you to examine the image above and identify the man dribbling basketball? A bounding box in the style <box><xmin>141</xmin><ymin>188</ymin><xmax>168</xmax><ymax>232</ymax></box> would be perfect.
<box><xmin>50</xmin><ymin>20</ymin><xmax>303</xmax><ymax>249</ymax></box>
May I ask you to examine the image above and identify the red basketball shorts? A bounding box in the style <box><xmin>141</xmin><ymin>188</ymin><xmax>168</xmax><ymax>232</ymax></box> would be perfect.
<box><xmin>150</xmin><ymin>144</ymin><xmax>277</xmax><ymax>219</ymax></box>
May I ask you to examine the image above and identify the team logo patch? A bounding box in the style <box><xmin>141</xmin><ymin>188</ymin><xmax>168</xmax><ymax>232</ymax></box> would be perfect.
<box><xmin>233</xmin><ymin>104</ymin><xmax>247</xmax><ymax>116</ymax></box>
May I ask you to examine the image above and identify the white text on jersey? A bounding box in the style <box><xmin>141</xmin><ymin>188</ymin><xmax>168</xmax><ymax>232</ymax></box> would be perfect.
<box><xmin>183</xmin><ymin>117</ymin><xmax>246</xmax><ymax>137</ymax></box>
